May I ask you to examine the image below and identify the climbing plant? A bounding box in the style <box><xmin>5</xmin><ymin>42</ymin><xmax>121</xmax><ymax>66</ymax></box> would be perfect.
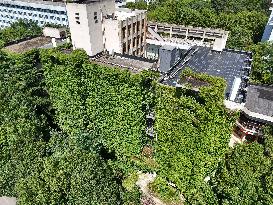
<box><xmin>154</xmin><ymin>69</ymin><xmax>237</xmax><ymax>203</ymax></box>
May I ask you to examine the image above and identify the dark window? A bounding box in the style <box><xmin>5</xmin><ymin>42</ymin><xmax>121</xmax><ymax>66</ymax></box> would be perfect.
<box><xmin>75</xmin><ymin>13</ymin><xmax>80</xmax><ymax>24</ymax></box>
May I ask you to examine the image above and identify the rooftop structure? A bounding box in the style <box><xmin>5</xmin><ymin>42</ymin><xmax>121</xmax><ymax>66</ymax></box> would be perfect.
<box><xmin>242</xmin><ymin>84</ymin><xmax>273</xmax><ymax>124</ymax></box>
<box><xmin>147</xmin><ymin>22</ymin><xmax>229</xmax><ymax>51</ymax></box>
<box><xmin>0</xmin><ymin>197</ymin><xmax>16</xmax><ymax>205</ymax></box>
<box><xmin>0</xmin><ymin>0</ymin><xmax>68</xmax><ymax>28</ymax></box>
<box><xmin>66</xmin><ymin>0</ymin><xmax>147</xmax><ymax>57</ymax></box>
<box><xmin>160</xmin><ymin>46</ymin><xmax>252</xmax><ymax>102</ymax></box>
<box><xmin>4</xmin><ymin>36</ymin><xmax>67</xmax><ymax>53</ymax></box>
<box><xmin>4</xmin><ymin>36</ymin><xmax>52</xmax><ymax>53</ymax></box>
<box><xmin>91</xmin><ymin>53</ymin><xmax>156</xmax><ymax>73</ymax></box>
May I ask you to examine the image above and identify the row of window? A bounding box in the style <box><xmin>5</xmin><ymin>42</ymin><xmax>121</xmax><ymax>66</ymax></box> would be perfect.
<box><xmin>0</xmin><ymin>10</ymin><xmax>66</xmax><ymax>19</ymax></box>
<box><xmin>74</xmin><ymin>12</ymin><xmax>99</xmax><ymax>25</ymax></box>
<box><xmin>0</xmin><ymin>13</ymin><xmax>66</xmax><ymax>21</ymax></box>
<box><xmin>0</xmin><ymin>3</ymin><xmax>66</xmax><ymax>14</ymax></box>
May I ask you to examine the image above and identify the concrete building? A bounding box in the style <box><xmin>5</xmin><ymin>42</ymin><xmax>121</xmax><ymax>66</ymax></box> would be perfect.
<box><xmin>262</xmin><ymin>0</ymin><xmax>273</xmax><ymax>41</ymax></box>
<box><xmin>146</xmin><ymin>22</ymin><xmax>229</xmax><ymax>59</ymax></box>
<box><xmin>0</xmin><ymin>0</ymin><xmax>68</xmax><ymax>29</ymax></box>
<box><xmin>66</xmin><ymin>0</ymin><xmax>147</xmax><ymax>57</ymax></box>
<box><xmin>103</xmin><ymin>8</ymin><xmax>146</xmax><ymax>56</ymax></box>
<box><xmin>233</xmin><ymin>84</ymin><xmax>273</xmax><ymax>141</ymax></box>
<box><xmin>43</xmin><ymin>27</ymin><xmax>66</xmax><ymax>39</ymax></box>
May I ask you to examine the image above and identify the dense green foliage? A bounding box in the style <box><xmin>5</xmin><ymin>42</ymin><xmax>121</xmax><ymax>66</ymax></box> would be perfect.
<box><xmin>129</xmin><ymin>0</ymin><xmax>269</xmax><ymax>49</ymax></box>
<box><xmin>1</xmin><ymin>2</ymin><xmax>273</xmax><ymax>201</ymax></box>
<box><xmin>0</xmin><ymin>20</ymin><xmax>42</xmax><ymax>48</ymax></box>
<box><xmin>0</xmin><ymin>50</ymin><xmax>50</xmax><ymax>196</ymax></box>
<box><xmin>17</xmin><ymin>147</ymin><xmax>123</xmax><ymax>205</ymax></box>
<box><xmin>0</xmin><ymin>50</ymin><xmax>140</xmax><ymax>205</ymax></box>
<box><xmin>248</xmin><ymin>42</ymin><xmax>273</xmax><ymax>84</ymax></box>
<box><xmin>41</xmin><ymin>49</ymin><xmax>154</xmax><ymax>167</ymax></box>
<box><xmin>210</xmin><ymin>128</ymin><xmax>273</xmax><ymax>204</ymax></box>
<box><xmin>153</xmin><ymin>69</ymin><xmax>237</xmax><ymax>203</ymax></box>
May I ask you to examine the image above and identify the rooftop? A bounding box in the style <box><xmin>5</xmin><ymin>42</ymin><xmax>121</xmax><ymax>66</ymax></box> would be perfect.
<box><xmin>91</xmin><ymin>54</ymin><xmax>157</xmax><ymax>73</ymax></box>
<box><xmin>161</xmin><ymin>46</ymin><xmax>251</xmax><ymax>101</ymax></box>
<box><xmin>243</xmin><ymin>84</ymin><xmax>273</xmax><ymax>124</ymax></box>
<box><xmin>4</xmin><ymin>37</ymin><xmax>52</xmax><ymax>53</ymax></box>
<box><xmin>0</xmin><ymin>197</ymin><xmax>16</xmax><ymax>205</ymax></box>
<box><xmin>114</xmin><ymin>8</ymin><xmax>146</xmax><ymax>20</ymax></box>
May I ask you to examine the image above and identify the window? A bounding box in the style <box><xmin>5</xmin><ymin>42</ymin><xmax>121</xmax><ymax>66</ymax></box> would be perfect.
<box><xmin>94</xmin><ymin>11</ymin><xmax>98</xmax><ymax>23</ymax></box>
<box><xmin>75</xmin><ymin>12</ymin><xmax>80</xmax><ymax>24</ymax></box>
<box><xmin>122</xmin><ymin>27</ymin><xmax>126</xmax><ymax>38</ymax></box>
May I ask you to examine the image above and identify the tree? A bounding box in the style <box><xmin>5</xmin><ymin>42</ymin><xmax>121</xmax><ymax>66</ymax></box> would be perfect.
<box><xmin>248</xmin><ymin>42</ymin><xmax>273</xmax><ymax>85</ymax></box>
<box><xmin>153</xmin><ymin>69</ymin><xmax>237</xmax><ymax>203</ymax></box>
<box><xmin>16</xmin><ymin>148</ymin><xmax>123</xmax><ymax>205</ymax></box>
<box><xmin>211</xmin><ymin>142</ymin><xmax>273</xmax><ymax>205</ymax></box>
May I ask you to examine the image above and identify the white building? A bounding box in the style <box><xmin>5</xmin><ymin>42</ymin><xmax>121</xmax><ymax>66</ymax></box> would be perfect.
<box><xmin>0</xmin><ymin>0</ymin><xmax>68</xmax><ymax>29</ymax></box>
<box><xmin>66</xmin><ymin>0</ymin><xmax>147</xmax><ymax>57</ymax></box>
<box><xmin>261</xmin><ymin>0</ymin><xmax>273</xmax><ymax>41</ymax></box>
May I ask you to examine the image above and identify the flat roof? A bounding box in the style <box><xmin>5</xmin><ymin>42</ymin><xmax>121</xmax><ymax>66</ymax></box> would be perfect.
<box><xmin>4</xmin><ymin>37</ymin><xmax>52</xmax><ymax>53</ymax></box>
<box><xmin>91</xmin><ymin>54</ymin><xmax>156</xmax><ymax>73</ymax></box>
<box><xmin>115</xmin><ymin>8</ymin><xmax>146</xmax><ymax>20</ymax></box>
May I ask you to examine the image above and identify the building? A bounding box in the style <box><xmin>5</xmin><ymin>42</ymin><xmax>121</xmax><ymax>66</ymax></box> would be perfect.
<box><xmin>0</xmin><ymin>0</ymin><xmax>68</xmax><ymax>29</ymax></box>
<box><xmin>103</xmin><ymin>8</ymin><xmax>147</xmax><ymax>56</ymax></box>
<box><xmin>66</xmin><ymin>0</ymin><xmax>147</xmax><ymax>57</ymax></box>
<box><xmin>43</xmin><ymin>27</ymin><xmax>67</xmax><ymax>39</ymax></box>
<box><xmin>261</xmin><ymin>0</ymin><xmax>273</xmax><ymax>41</ymax></box>
<box><xmin>234</xmin><ymin>84</ymin><xmax>273</xmax><ymax>140</ymax></box>
<box><xmin>159</xmin><ymin>46</ymin><xmax>252</xmax><ymax>103</ymax></box>
<box><xmin>146</xmin><ymin>22</ymin><xmax>229</xmax><ymax>59</ymax></box>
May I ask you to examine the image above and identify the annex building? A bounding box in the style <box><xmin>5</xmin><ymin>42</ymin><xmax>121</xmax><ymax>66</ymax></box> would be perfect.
<box><xmin>0</xmin><ymin>0</ymin><xmax>68</xmax><ymax>29</ymax></box>
<box><xmin>66</xmin><ymin>0</ymin><xmax>147</xmax><ymax>57</ymax></box>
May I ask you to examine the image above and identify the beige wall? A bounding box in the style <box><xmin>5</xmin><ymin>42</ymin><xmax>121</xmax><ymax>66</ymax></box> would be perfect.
<box><xmin>66</xmin><ymin>0</ymin><xmax>114</xmax><ymax>56</ymax></box>
<box><xmin>67</xmin><ymin>0</ymin><xmax>147</xmax><ymax>57</ymax></box>
<box><xmin>104</xmin><ymin>19</ymin><xmax>121</xmax><ymax>54</ymax></box>
<box><xmin>120</xmin><ymin>12</ymin><xmax>147</xmax><ymax>56</ymax></box>
<box><xmin>66</xmin><ymin>3</ymin><xmax>94</xmax><ymax>55</ymax></box>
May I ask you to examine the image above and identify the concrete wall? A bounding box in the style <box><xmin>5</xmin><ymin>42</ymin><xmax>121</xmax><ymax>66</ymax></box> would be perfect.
<box><xmin>66</xmin><ymin>0</ymin><xmax>116</xmax><ymax>56</ymax></box>
<box><xmin>43</xmin><ymin>27</ymin><xmax>66</xmax><ymax>39</ymax></box>
<box><xmin>67</xmin><ymin>1</ymin><xmax>106</xmax><ymax>56</ymax></box>
<box><xmin>104</xmin><ymin>19</ymin><xmax>121</xmax><ymax>54</ymax></box>
<box><xmin>119</xmin><ymin>11</ymin><xmax>147</xmax><ymax>56</ymax></box>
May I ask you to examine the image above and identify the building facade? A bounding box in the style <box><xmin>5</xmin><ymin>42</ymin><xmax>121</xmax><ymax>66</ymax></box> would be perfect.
<box><xmin>103</xmin><ymin>8</ymin><xmax>147</xmax><ymax>56</ymax></box>
<box><xmin>0</xmin><ymin>0</ymin><xmax>68</xmax><ymax>29</ymax></box>
<box><xmin>66</xmin><ymin>0</ymin><xmax>147</xmax><ymax>56</ymax></box>
<box><xmin>261</xmin><ymin>0</ymin><xmax>273</xmax><ymax>41</ymax></box>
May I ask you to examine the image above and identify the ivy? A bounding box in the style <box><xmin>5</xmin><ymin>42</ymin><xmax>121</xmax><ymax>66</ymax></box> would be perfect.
<box><xmin>154</xmin><ymin>69</ymin><xmax>237</xmax><ymax>203</ymax></box>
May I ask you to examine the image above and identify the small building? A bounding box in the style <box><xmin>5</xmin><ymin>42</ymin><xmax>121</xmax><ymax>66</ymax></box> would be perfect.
<box><xmin>158</xmin><ymin>45</ymin><xmax>179</xmax><ymax>73</ymax></box>
<box><xmin>234</xmin><ymin>84</ymin><xmax>273</xmax><ymax>140</ymax></box>
<box><xmin>43</xmin><ymin>27</ymin><xmax>67</xmax><ymax>39</ymax></box>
